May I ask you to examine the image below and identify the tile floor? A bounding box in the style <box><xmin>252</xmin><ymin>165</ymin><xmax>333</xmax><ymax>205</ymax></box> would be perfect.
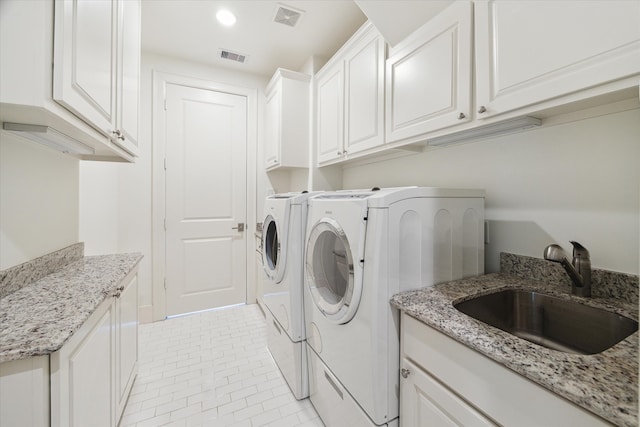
<box><xmin>119</xmin><ymin>304</ymin><xmax>323</xmax><ymax>427</ymax></box>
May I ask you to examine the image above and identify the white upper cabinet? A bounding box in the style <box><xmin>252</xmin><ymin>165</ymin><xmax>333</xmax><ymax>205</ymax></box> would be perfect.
<box><xmin>386</xmin><ymin>1</ymin><xmax>472</xmax><ymax>144</ymax></box>
<box><xmin>474</xmin><ymin>0</ymin><xmax>640</xmax><ymax>119</ymax></box>
<box><xmin>264</xmin><ymin>69</ymin><xmax>310</xmax><ymax>171</ymax></box>
<box><xmin>53</xmin><ymin>0</ymin><xmax>117</xmax><ymax>140</ymax></box>
<box><xmin>54</xmin><ymin>0</ymin><xmax>140</xmax><ymax>155</ymax></box>
<box><xmin>316</xmin><ymin>22</ymin><xmax>386</xmax><ymax>166</ymax></box>
<box><xmin>344</xmin><ymin>26</ymin><xmax>385</xmax><ymax>156</ymax></box>
<box><xmin>316</xmin><ymin>65</ymin><xmax>345</xmax><ymax>164</ymax></box>
<box><xmin>0</xmin><ymin>0</ymin><xmax>139</xmax><ymax>161</ymax></box>
<box><xmin>116</xmin><ymin>0</ymin><xmax>141</xmax><ymax>154</ymax></box>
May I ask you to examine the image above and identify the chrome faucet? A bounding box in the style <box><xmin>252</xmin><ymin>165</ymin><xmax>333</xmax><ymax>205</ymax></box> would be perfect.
<box><xmin>543</xmin><ymin>241</ymin><xmax>591</xmax><ymax>297</ymax></box>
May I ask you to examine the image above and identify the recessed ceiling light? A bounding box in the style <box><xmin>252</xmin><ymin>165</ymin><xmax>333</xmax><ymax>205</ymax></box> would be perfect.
<box><xmin>216</xmin><ymin>9</ymin><xmax>236</xmax><ymax>26</ymax></box>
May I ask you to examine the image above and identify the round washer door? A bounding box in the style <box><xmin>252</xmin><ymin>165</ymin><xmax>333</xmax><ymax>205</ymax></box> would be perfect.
<box><xmin>306</xmin><ymin>218</ymin><xmax>361</xmax><ymax>324</ymax></box>
<box><xmin>262</xmin><ymin>215</ymin><xmax>284</xmax><ymax>283</ymax></box>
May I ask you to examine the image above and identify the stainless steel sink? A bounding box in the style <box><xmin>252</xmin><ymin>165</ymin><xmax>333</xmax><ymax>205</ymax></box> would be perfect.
<box><xmin>454</xmin><ymin>289</ymin><xmax>638</xmax><ymax>355</ymax></box>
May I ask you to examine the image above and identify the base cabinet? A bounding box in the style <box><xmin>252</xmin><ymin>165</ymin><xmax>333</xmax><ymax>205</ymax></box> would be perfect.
<box><xmin>51</xmin><ymin>272</ymin><xmax>138</xmax><ymax>427</ymax></box>
<box><xmin>400</xmin><ymin>312</ymin><xmax>611</xmax><ymax>427</ymax></box>
<box><xmin>400</xmin><ymin>358</ymin><xmax>495</xmax><ymax>427</ymax></box>
<box><xmin>0</xmin><ymin>356</ymin><xmax>50</xmax><ymax>427</ymax></box>
<box><xmin>51</xmin><ymin>302</ymin><xmax>114</xmax><ymax>427</ymax></box>
<box><xmin>115</xmin><ymin>275</ymin><xmax>138</xmax><ymax>418</ymax></box>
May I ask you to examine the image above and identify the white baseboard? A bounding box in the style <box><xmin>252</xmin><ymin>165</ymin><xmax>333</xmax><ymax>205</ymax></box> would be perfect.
<box><xmin>138</xmin><ymin>305</ymin><xmax>153</xmax><ymax>324</ymax></box>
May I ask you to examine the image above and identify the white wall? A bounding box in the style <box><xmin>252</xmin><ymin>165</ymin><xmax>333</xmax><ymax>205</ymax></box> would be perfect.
<box><xmin>78</xmin><ymin>162</ymin><xmax>119</xmax><ymax>255</ymax></box>
<box><xmin>0</xmin><ymin>132</ymin><xmax>79</xmax><ymax>270</ymax></box>
<box><xmin>342</xmin><ymin>108</ymin><xmax>640</xmax><ymax>275</ymax></box>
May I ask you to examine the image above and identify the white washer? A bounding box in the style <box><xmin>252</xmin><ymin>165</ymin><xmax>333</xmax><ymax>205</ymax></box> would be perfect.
<box><xmin>304</xmin><ymin>187</ymin><xmax>485</xmax><ymax>426</ymax></box>
<box><xmin>262</xmin><ymin>191</ymin><xmax>320</xmax><ymax>399</ymax></box>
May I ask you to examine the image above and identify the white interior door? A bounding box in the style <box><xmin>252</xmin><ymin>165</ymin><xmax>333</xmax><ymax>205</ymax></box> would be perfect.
<box><xmin>165</xmin><ymin>83</ymin><xmax>247</xmax><ymax>316</ymax></box>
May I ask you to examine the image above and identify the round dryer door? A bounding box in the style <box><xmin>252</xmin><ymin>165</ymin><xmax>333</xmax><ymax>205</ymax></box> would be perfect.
<box><xmin>262</xmin><ymin>215</ymin><xmax>283</xmax><ymax>282</ymax></box>
<box><xmin>306</xmin><ymin>218</ymin><xmax>361</xmax><ymax>324</ymax></box>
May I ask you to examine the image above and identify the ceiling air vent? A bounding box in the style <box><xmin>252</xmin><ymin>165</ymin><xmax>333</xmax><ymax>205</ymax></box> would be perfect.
<box><xmin>273</xmin><ymin>3</ymin><xmax>304</xmax><ymax>27</ymax></box>
<box><xmin>219</xmin><ymin>49</ymin><xmax>247</xmax><ymax>63</ymax></box>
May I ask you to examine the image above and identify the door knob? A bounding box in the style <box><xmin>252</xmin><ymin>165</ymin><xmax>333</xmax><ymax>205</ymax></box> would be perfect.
<box><xmin>232</xmin><ymin>223</ymin><xmax>245</xmax><ymax>232</ymax></box>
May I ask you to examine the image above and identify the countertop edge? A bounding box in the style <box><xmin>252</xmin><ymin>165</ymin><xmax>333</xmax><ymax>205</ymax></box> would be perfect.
<box><xmin>0</xmin><ymin>253</ymin><xmax>143</xmax><ymax>364</ymax></box>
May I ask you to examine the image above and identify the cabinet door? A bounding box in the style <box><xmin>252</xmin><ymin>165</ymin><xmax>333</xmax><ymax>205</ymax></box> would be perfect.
<box><xmin>115</xmin><ymin>0</ymin><xmax>141</xmax><ymax>155</ymax></box>
<box><xmin>344</xmin><ymin>29</ymin><xmax>385</xmax><ymax>155</ymax></box>
<box><xmin>475</xmin><ymin>0</ymin><xmax>640</xmax><ymax>118</ymax></box>
<box><xmin>316</xmin><ymin>65</ymin><xmax>344</xmax><ymax>164</ymax></box>
<box><xmin>54</xmin><ymin>0</ymin><xmax>117</xmax><ymax>137</ymax></box>
<box><xmin>264</xmin><ymin>87</ymin><xmax>281</xmax><ymax>169</ymax></box>
<box><xmin>386</xmin><ymin>1</ymin><xmax>472</xmax><ymax>144</ymax></box>
<box><xmin>51</xmin><ymin>301</ymin><xmax>115</xmax><ymax>427</ymax></box>
<box><xmin>400</xmin><ymin>358</ymin><xmax>496</xmax><ymax>427</ymax></box>
<box><xmin>116</xmin><ymin>275</ymin><xmax>138</xmax><ymax>421</ymax></box>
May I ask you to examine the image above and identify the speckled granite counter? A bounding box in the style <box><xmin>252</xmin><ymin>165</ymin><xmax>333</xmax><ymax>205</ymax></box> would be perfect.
<box><xmin>391</xmin><ymin>272</ymin><xmax>638</xmax><ymax>427</ymax></box>
<box><xmin>0</xmin><ymin>253</ymin><xmax>142</xmax><ymax>363</ymax></box>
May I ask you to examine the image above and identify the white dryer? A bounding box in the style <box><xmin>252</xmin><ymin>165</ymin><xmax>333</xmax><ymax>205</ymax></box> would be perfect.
<box><xmin>262</xmin><ymin>191</ymin><xmax>320</xmax><ymax>399</ymax></box>
<box><xmin>303</xmin><ymin>187</ymin><xmax>485</xmax><ymax>426</ymax></box>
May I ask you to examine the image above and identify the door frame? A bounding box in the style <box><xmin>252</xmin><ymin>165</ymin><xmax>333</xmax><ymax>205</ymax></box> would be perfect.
<box><xmin>152</xmin><ymin>71</ymin><xmax>258</xmax><ymax>321</ymax></box>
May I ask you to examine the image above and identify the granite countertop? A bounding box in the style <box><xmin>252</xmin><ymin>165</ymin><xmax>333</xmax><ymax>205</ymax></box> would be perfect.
<box><xmin>0</xmin><ymin>253</ymin><xmax>142</xmax><ymax>363</ymax></box>
<box><xmin>391</xmin><ymin>273</ymin><xmax>638</xmax><ymax>427</ymax></box>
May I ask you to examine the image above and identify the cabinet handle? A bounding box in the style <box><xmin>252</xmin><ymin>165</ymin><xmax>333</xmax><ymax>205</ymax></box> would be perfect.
<box><xmin>458</xmin><ymin>112</ymin><xmax>466</xmax><ymax>119</ymax></box>
<box><xmin>112</xmin><ymin>291</ymin><xmax>121</xmax><ymax>298</ymax></box>
<box><xmin>117</xmin><ymin>286</ymin><xmax>124</xmax><ymax>292</ymax></box>
<box><xmin>478</xmin><ymin>106</ymin><xmax>487</xmax><ymax>114</ymax></box>
<box><xmin>401</xmin><ymin>368</ymin><xmax>410</xmax><ymax>378</ymax></box>
<box><xmin>343</xmin><ymin>150</ymin><xmax>347</xmax><ymax>155</ymax></box>
<box><xmin>112</xmin><ymin>130</ymin><xmax>125</xmax><ymax>141</ymax></box>
<box><xmin>337</xmin><ymin>151</ymin><xmax>342</xmax><ymax>156</ymax></box>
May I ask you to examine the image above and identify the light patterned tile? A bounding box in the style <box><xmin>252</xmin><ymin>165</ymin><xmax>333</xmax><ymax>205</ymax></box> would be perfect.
<box><xmin>122</xmin><ymin>304</ymin><xmax>322</xmax><ymax>427</ymax></box>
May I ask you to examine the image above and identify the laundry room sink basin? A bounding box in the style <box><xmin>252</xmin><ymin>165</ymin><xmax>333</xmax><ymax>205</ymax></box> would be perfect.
<box><xmin>454</xmin><ymin>289</ymin><xmax>638</xmax><ymax>355</ymax></box>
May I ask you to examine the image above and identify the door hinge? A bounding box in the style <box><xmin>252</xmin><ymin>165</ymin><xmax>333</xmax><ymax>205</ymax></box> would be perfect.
<box><xmin>164</xmin><ymin>157</ymin><xmax>167</xmax><ymax>171</ymax></box>
<box><xmin>164</xmin><ymin>98</ymin><xmax>167</xmax><ymax>111</ymax></box>
<box><xmin>164</xmin><ymin>218</ymin><xmax>167</xmax><ymax>231</ymax></box>
<box><xmin>164</xmin><ymin>278</ymin><xmax>167</xmax><ymax>289</ymax></box>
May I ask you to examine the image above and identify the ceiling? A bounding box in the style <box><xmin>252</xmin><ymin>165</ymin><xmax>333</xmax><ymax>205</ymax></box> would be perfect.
<box><xmin>141</xmin><ymin>0</ymin><xmax>368</xmax><ymax>78</ymax></box>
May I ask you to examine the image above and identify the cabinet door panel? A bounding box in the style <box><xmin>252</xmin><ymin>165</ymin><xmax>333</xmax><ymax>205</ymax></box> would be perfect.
<box><xmin>386</xmin><ymin>1</ymin><xmax>472</xmax><ymax>143</ymax></box>
<box><xmin>316</xmin><ymin>67</ymin><xmax>344</xmax><ymax>164</ymax></box>
<box><xmin>264</xmin><ymin>89</ymin><xmax>280</xmax><ymax>169</ymax></box>
<box><xmin>344</xmin><ymin>33</ymin><xmax>384</xmax><ymax>154</ymax></box>
<box><xmin>54</xmin><ymin>0</ymin><xmax>116</xmax><ymax>136</ymax></box>
<box><xmin>400</xmin><ymin>358</ymin><xmax>496</xmax><ymax>427</ymax></box>
<box><xmin>115</xmin><ymin>0</ymin><xmax>141</xmax><ymax>154</ymax></box>
<box><xmin>475</xmin><ymin>0</ymin><xmax>640</xmax><ymax>117</ymax></box>
<box><xmin>69</xmin><ymin>309</ymin><xmax>113</xmax><ymax>427</ymax></box>
<box><xmin>117</xmin><ymin>276</ymin><xmax>138</xmax><ymax>418</ymax></box>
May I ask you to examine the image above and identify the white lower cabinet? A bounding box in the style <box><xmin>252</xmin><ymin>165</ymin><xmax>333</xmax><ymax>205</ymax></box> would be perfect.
<box><xmin>400</xmin><ymin>312</ymin><xmax>610</xmax><ymax>427</ymax></box>
<box><xmin>400</xmin><ymin>358</ymin><xmax>495</xmax><ymax>427</ymax></box>
<box><xmin>0</xmin><ymin>356</ymin><xmax>50</xmax><ymax>427</ymax></box>
<box><xmin>51</xmin><ymin>300</ymin><xmax>114</xmax><ymax>427</ymax></box>
<box><xmin>115</xmin><ymin>275</ymin><xmax>138</xmax><ymax>418</ymax></box>
<box><xmin>51</xmin><ymin>272</ymin><xmax>138</xmax><ymax>427</ymax></box>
